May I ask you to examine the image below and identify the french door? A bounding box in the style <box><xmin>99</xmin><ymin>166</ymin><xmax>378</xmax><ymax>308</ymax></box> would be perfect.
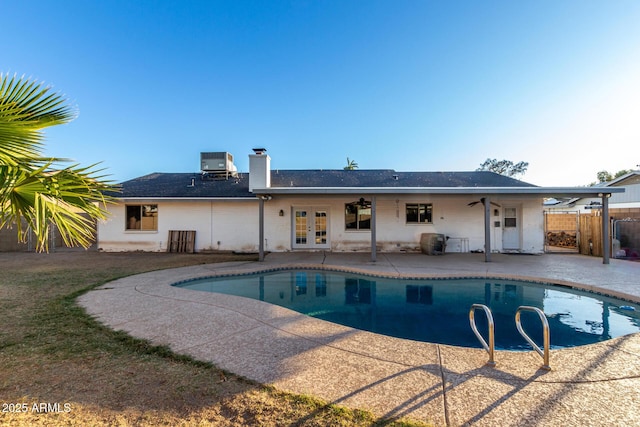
<box><xmin>292</xmin><ymin>207</ymin><xmax>330</xmax><ymax>249</ymax></box>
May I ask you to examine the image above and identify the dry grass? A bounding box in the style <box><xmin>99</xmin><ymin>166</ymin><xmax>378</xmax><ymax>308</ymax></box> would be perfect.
<box><xmin>0</xmin><ymin>251</ymin><xmax>429</xmax><ymax>426</ymax></box>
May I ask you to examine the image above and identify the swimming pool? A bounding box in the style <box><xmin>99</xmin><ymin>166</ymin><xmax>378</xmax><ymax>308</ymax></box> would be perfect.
<box><xmin>174</xmin><ymin>269</ymin><xmax>640</xmax><ymax>350</ymax></box>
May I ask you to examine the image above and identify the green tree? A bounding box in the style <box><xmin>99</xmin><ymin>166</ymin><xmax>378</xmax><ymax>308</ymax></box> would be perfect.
<box><xmin>476</xmin><ymin>158</ymin><xmax>528</xmax><ymax>177</ymax></box>
<box><xmin>0</xmin><ymin>74</ymin><xmax>116</xmax><ymax>251</ymax></box>
<box><xmin>614</xmin><ymin>169</ymin><xmax>631</xmax><ymax>179</ymax></box>
<box><xmin>595</xmin><ymin>169</ymin><xmax>632</xmax><ymax>184</ymax></box>
<box><xmin>596</xmin><ymin>170</ymin><xmax>613</xmax><ymax>183</ymax></box>
<box><xmin>344</xmin><ymin>157</ymin><xmax>358</xmax><ymax>170</ymax></box>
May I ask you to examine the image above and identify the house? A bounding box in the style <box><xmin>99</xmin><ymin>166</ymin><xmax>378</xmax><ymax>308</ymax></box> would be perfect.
<box><xmin>545</xmin><ymin>171</ymin><xmax>640</xmax><ymax>213</ymax></box>
<box><xmin>97</xmin><ymin>149</ymin><xmax>623</xmax><ymax>262</ymax></box>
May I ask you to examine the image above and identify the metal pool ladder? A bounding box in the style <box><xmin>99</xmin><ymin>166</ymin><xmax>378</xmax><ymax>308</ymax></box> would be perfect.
<box><xmin>469</xmin><ymin>304</ymin><xmax>496</xmax><ymax>366</ymax></box>
<box><xmin>515</xmin><ymin>306</ymin><xmax>551</xmax><ymax>371</ymax></box>
<box><xmin>469</xmin><ymin>304</ymin><xmax>551</xmax><ymax>370</ymax></box>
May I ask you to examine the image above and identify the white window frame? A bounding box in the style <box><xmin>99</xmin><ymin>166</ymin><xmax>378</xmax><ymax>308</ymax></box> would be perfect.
<box><xmin>125</xmin><ymin>204</ymin><xmax>158</xmax><ymax>231</ymax></box>
<box><xmin>405</xmin><ymin>203</ymin><xmax>433</xmax><ymax>224</ymax></box>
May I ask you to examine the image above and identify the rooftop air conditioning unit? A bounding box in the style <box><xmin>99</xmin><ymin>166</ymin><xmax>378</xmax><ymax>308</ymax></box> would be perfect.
<box><xmin>201</xmin><ymin>152</ymin><xmax>232</xmax><ymax>172</ymax></box>
<box><xmin>200</xmin><ymin>152</ymin><xmax>237</xmax><ymax>173</ymax></box>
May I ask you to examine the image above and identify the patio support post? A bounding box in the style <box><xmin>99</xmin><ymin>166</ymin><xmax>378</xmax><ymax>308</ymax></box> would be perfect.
<box><xmin>484</xmin><ymin>197</ymin><xmax>491</xmax><ymax>262</ymax></box>
<box><xmin>371</xmin><ymin>195</ymin><xmax>377</xmax><ymax>262</ymax></box>
<box><xmin>602</xmin><ymin>193</ymin><xmax>610</xmax><ymax>264</ymax></box>
<box><xmin>258</xmin><ymin>196</ymin><xmax>265</xmax><ymax>262</ymax></box>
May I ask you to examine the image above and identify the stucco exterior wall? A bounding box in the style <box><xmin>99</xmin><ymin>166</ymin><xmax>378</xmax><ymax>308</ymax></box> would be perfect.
<box><xmin>520</xmin><ymin>200</ymin><xmax>545</xmax><ymax>253</ymax></box>
<box><xmin>98</xmin><ymin>195</ymin><xmax>544</xmax><ymax>254</ymax></box>
<box><xmin>98</xmin><ymin>200</ymin><xmax>259</xmax><ymax>252</ymax></box>
<box><xmin>259</xmin><ymin>195</ymin><xmax>542</xmax><ymax>253</ymax></box>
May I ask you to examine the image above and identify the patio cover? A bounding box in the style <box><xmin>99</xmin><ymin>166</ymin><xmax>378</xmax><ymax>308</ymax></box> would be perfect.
<box><xmin>253</xmin><ymin>186</ymin><xmax>625</xmax><ymax>263</ymax></box>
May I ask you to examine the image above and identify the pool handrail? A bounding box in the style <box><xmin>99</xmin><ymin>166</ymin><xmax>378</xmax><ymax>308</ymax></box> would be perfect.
<box><xmin>469</xmin><ymin>303</ymin><xmax>496</xmax><ymax>367</ymax></box>
<box><xmin>515</xmin><ymin>305</ymin><xmax>551</xmax><ymax>370</ymax></box>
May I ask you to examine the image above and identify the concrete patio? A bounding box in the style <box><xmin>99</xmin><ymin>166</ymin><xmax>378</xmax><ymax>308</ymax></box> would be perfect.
<box><xmin>79</xmin><ymin>253</ymin><xmax>640</xmax><ymax>426</ymax></box>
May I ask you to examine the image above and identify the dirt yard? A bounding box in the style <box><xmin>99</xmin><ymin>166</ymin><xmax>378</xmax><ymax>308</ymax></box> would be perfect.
<box><xmin>0</xmin><ymin>251</ymin><xmax>419</xmax><ymax>426</ymax></box>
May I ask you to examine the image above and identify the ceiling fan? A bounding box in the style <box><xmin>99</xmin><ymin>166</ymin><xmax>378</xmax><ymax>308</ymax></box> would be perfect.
<box><xmin>353</xmin><ymin>197</ymin><xmax>371</xmax><ymax>207</ymax></box>
<box><xmin>467</xmin><ymin>197</ymin><xmax>501</xmax><ymax>208</ymax></box>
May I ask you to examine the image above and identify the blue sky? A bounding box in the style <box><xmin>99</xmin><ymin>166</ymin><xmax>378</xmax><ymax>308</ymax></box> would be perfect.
<box><xmin>4</xmin><ymin>1</ymin><xmax>640</xmax><ymax>186</ymax></box>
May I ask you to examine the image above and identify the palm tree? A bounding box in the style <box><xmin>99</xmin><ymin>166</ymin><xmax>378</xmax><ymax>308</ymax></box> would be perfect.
<box><xmin>0</xmin><ymin>74</ymin><xmax>117</xmax><ymax>251</ymax></box>
<box><xmin>344</xmin><ymin>157</ymin><xmax>358</xmax><ymax>170</ymax></box>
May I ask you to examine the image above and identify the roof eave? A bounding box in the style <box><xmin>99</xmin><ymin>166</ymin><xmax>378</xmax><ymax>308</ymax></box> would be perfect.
<box><xmin>251</xmin><ymin>186</ymin><xmax>625</xmax><ymax>197</ymax></box>
<box><xmin>117</xmin><ymin>197</ymin><xmax>257</xmax><ymax>202</ymax></box>
<box><xmin>605</xmin><ymin>171</ymin><xmax>640</xmax><ymax>186</ymax></box>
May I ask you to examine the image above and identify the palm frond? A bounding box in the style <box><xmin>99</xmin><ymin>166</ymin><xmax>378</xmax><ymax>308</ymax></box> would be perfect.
<box><xmin>0</xmin><ymin>161</ymin><xmax>118</xmax><ymax>251</ymax></box>
<box><xmin>0</xmin><ymin>74</ymin><xmax>76</xmax><ymax>166</ymax></box>
<box><xmin>0</xmin><ymin>74</ymin><xmax>117</xmax><ymax>252</ymax></box>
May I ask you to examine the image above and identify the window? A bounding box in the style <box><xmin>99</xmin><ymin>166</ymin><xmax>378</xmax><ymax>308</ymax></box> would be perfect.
<box><xmin>126</xmin><ymin>204</ymin><xmax>158</xmax><ymax>230</ymax></box>
<box><xmin>345</xmin><ymin>201</ymin><xmax>371</xmax><ymax>230</ymax></box>
<box><xmin>315</xmin><ymin>211</ymin><xmax>327</xmax><ymax>244</ymax></box>
<box><xmin>295</xmin><ymin>210</ymin><xmax>307</xmax><ymax>244</ymax></box>
<box><xmin>406</xmin><ymin>203</ymin><xmax>433</xmax><ymax>224</ymax></box>
<box><xmin>504</xmin><ymin>208</ymin><xmax>517</xmax><ymax>227</ymax></box>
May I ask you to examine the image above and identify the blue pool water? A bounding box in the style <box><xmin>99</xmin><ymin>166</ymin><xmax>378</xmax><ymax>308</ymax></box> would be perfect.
<box><xmin>174</xmin><ymin>269</ymin><xmax>640</xmax><ymax>350</ymax></box>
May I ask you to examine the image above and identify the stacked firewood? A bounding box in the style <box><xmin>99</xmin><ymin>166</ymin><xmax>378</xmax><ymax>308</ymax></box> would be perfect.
<box><xmin>546</xmin><ymin>231</ymin><xmax>577</xmax><ymax>247</ymax></box>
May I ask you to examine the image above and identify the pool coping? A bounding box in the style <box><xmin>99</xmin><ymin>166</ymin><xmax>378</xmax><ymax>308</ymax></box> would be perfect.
<box><xmin>78</xmin><ymin>252</ymin><xmax>640</xmax><ymax>426</ymax></box>
<box><xmin>172</xmin><ymin>262</ymin><xmax>640</xmax><ymax>305</ymax></box>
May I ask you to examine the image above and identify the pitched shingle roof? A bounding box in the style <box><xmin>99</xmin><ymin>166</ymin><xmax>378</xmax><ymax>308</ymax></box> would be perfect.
<box><xmin>115</xmin><ymin>173</ymin><xmax>250</xmax><ymax>198</ymax></box>
<box><xmin>271</xmin><ymin>169</ymin><xmax>535</xmax><ymax>188</ymax></box>
<box><xmin>116</xmin><ymin>169</ymin><xmax>537</xmax><ymax>198</ymax></box>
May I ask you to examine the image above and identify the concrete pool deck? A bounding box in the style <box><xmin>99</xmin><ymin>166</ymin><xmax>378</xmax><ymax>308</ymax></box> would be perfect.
<box><xmin>79</xmin><ymin>253</ymin><xmax>640</xmax><ymax>426</ymax></box>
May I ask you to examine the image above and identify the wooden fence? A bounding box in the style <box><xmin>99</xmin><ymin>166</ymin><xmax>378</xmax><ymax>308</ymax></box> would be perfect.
<box><xmin>578</xmin><ymin>212</ymin><xmax>603</xmax><ymax>256</ymax></box>
<box><xmin>0</xmin><ymin>217</ymin><xmax>97</xmax><ymax>252</ymax></box>
<box><xmin>578</xmin><ymin>208</ymin><xmax>640</xmax><ymax>257</ymax></box>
